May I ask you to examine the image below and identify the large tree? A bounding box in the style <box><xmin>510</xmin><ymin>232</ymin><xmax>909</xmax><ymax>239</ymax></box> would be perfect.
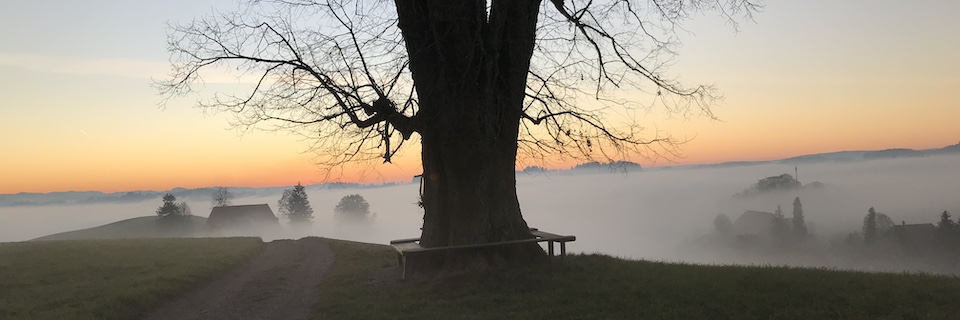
<box><xmin>158</xmin><ymin>0</ymin><xmax>761</xmax><ymax>273</ymax></box>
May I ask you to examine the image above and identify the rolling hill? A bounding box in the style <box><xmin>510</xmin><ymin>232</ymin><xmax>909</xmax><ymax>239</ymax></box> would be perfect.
<box><xmin>32</xmin><ymin>216</ymin><xmax>208</xmax><ymax>241</ymax></box>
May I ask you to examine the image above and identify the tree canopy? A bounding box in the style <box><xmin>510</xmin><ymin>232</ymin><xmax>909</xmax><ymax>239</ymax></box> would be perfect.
<box><xmin>212</xmin><ymin>187</ymin><xmax>234</xmax><ymax>207</ymax></box>
<box><xmin>158</xmin><ymin>0</ymin><xmax>762</xmax><ymax>172</ymax></box>
<box><xmin>334</xmin><ymin>194</ymin><xmax>373</xmax><ymax>222</ymax></box>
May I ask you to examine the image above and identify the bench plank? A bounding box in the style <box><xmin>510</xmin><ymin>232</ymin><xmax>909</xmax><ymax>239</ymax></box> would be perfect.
<box><xmin>390</xmin><ymin>228</ymin><xmax>576</xmax><ymax>279</ymax></box>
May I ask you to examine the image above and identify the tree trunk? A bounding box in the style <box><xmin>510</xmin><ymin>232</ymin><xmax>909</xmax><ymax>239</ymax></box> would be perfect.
<box><xmin>395</xmin><ymin>0</ymin><xmax>546</xmax><ymax>274</ymax></box>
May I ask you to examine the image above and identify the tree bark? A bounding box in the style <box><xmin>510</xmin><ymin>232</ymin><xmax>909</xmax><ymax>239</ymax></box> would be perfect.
<box><xmin>395</xmin><ymin>0</ymin><xmax>546</xmax><ymax>274</ymax></box>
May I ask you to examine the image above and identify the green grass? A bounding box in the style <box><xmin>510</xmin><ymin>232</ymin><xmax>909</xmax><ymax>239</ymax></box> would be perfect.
<box><xmin>317</xmin><ymin>240</ymin><xmax>960</xmax><ymax>320</ymax></box>
<box><xmin>32</xmin><ymin>216</ymin><xmax>208</xmax><ymax>241</ymax></box>
<box><xmin>0</xmin><ymin>237</ymin><xmax>262</xmax><ymax>320</ymax></box>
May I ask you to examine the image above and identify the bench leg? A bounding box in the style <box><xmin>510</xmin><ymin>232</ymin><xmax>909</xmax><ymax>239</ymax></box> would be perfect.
<box><xmin>401</xmin><ymin>255</ymin><xmax>408</xmax><ymax>280</ymax></box>
<box><xmin>560</xmin><ymin>242</ymin><xmax>567</xmax><ymax>262</ymax></box>
<box><xmin>548</xmin><ymin>240</ymin><xmax>555</xmax><ymax>257</ymax></box>
<box><xmin>396</xmin><ymin>253</ymin><xmax>403</xmax><ymax>267</ymax></box>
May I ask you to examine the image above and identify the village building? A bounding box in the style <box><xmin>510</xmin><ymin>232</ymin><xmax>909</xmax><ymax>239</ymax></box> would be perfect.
<box><xmin>206</xmin><ymin>204</ymin><xmax>281</xmax><ymax>235</ymax></box>
<box><xmin>733</xmin><ymin>210</ymin><xmax>778</xmax><ymax>236</ymax></box>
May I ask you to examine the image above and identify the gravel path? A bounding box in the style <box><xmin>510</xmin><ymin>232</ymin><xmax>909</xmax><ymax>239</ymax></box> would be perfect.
<box><xmin>143</xmin><ymin>237</ymin><xmax>334</xmax><ymax>320</ymax></box>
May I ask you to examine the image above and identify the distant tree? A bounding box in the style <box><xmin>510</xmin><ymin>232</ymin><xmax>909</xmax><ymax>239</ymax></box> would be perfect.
<box><xmin>876</xmin><ymin>213</ymin><xmax>894</xmax><ymax>234</ymax></box>
<box><xmin>178</xmin><ymin>202</ymin><xmax>193</xmax><ymax>216</ymax></box>
<box><xmin>771</xmin><ymin>205</ymin><xmax>789</xmax><ymax>246</ymax></box>
<box><xmin>157</xmin><ymin>193</ymin><xmax>183</xmax><ymax>219</ymax></box>
<box><xmin>792</xmin><ymin>197</ymin><xmax>807</xmax><ymax>240</ymax></box>
<box><xmin>212</xmin><ymin>187</ymin><xmax>233</xmax><ymax>207</ymax></box>
<box><xmin>737</xmin><ymin>174</ymin><xmax>802</xmax><ymax>197</ymax></box>
<box><xmin>936</xmin><ymin>211</ymin><xmax>955</xmax><ymax>247</ymax></box>
<box><xmin>278</xmin><ymin>182</ymin><xmax>314</xmax><ymax>224</ymax></box>
<box><xmin>864</xmin><ymin>207</ymin><xmax>878</xmax><ymax>245</ymax></box>
<box><xmin>335</xmin><ymin>194</ymin><xmax>372</xmax><ymax>222</ymax></box>
<box><xmin>714</xmin><ymin>214</ymin><xmax>733</xmax><ymax>236</ymax></box>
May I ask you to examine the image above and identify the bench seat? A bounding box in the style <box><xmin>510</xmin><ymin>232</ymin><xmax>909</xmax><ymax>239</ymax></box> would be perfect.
<box><xmin>389</xmin><ymin>228</ymin><xmax>576</xmax><ymax>279</ymax></box>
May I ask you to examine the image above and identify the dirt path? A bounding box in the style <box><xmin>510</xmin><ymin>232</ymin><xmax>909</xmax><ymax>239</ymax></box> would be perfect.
<box><xmin>143</xmin><ymin>237</ymin><xmax>334</xmax><ymax>320</ymax></box>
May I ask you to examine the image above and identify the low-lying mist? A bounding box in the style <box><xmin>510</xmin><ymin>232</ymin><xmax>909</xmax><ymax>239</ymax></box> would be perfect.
<box><xmin>2</xmin><ymin>154</ymin><xmax>958</xmax><ymax>274</ymax></box>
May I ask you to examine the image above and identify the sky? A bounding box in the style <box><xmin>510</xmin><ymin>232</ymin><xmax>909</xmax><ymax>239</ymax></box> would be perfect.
<box><xmin>1</xmin><ymin>0</ymin><xmax>958</xmax><ymax>194</ymax></box>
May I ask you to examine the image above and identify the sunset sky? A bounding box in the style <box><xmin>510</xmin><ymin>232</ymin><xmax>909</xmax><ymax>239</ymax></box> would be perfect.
<box><xmin>2</xmin><ymin>0</ymin><xmax>958</xmax><ymax>194</ymax></box>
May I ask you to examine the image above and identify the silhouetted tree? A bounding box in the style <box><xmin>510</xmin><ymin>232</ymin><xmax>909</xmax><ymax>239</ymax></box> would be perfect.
<box><xmin>864</xmin><ymin>207</ymin><xmax>878</xmax><ymax>245</ymax></box>
<box><xmin>278</xmin><ymin>182</ymin><xmax>314</xmax><ymax>224</ymax></box>
<box><xmin>335</xmin><ymin>194</ymin><xmax>373</xmax><ymax>222</ymax></box>
<box><xmin>792</xmin><ymin>197</ymin><xmax>807</xmax><ymax>241</ymax></box>
<box><xmin>771</xmin><ymin>205</ymin><xmax>789</xmax><ymax>246</ymax></box>
<box><xmin>212</xmin><ymin>187</ymin><xmax>233</xmax><ymax>207</ymax></box>
<box><xmin>936</xmin><ymin>211</ymin><xmax>955</xmax><ymax>247</ymax></box>
<box><xmin>158</xmin><ymin>0</ymin><xmax>762</xmax><ymax>272</ymax></box>
<box><xmin>157</xmin><ymin>193</ymin><xmax>183</xmax><ymax>219</ymax></box>
<box><xmin>738</xmin><ymin>174</ymin><xmax>801</xmax><ymax>197</ymax></box>
<box><xmin>178</xmin><ymin>202</ymin><xmax>193</xmax><ymax>216</ymax></box>
<box><xmin>714</xmin><ymin>214</ymin><xmax>733</xmax><ymax>236</ymax></box>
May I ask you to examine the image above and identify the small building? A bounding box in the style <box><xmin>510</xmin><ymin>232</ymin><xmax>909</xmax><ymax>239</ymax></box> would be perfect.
<box><xmin>733</xmin><ymin>210</ymin><xmax>778</xmax><ymax>236</ymax></box>
<box><xmin>886</xmin><ymin>223</ymin><xmax>936</xmax><ymax>248</ymax></box>
<box><xmin>206</xmin><ymin>204</ymin><xmax>280</xmax><ymax>234</ymax></box>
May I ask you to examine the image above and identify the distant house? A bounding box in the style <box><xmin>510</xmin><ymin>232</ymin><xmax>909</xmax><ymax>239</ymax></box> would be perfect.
<box><xmin>886</xmin><ymin>223</ymin><xmax>936</xmax><ymax>248</ymax></box>
<box><xmin>733</xmin><ymin>210</ymin><xmax>777</xmax><ymax>236</ymax></box>
<box><xmin>206</xmin><ymin>204</ymin><xmax>280</xmax><ymax>233</ymax></box>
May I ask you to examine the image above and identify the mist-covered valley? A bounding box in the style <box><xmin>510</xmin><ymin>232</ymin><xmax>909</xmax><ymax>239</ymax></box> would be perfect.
<box><xmin>3</xmin><ymin>154</ymin><xmax>959</xmax><ymax>274</ymax></box>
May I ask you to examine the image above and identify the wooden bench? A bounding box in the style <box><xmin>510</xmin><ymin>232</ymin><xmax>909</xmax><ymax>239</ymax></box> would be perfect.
<box><xmin>389</xmin><ymin>228</ymin><xmax>576</xmax><ymax>279</ymax></box>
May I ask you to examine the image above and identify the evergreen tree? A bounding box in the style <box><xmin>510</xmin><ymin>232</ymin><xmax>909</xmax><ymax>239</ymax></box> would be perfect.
<box><xmin>936</xmin><ymin>211</ymin><xmax>955</xmax><ymax>247</ymax></box>
<box><xmin>278</xmin><ymin>182</ymin><xmax>314</xmax><ymax>224</ymax></box>
<box><xmin>863</xmin><ymin>207</ymin><xmax>878</xmax><ymax>245</ymax></box>
<box><xmin>771</xmin><ymin>205</ymin><xmax>789</xmax><ymax>246</ymax></box>
<box><xmin>156</xmin><ymin>193</ymin><xmax>183</xmax><ymax>219</ymax></box>
<box><xmin>792</xmin><ymin>197</ymin><xmax>807</xmax><ymax>240</ymax></box>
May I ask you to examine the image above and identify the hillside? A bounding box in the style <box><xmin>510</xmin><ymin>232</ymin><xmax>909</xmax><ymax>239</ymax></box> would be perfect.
<box><xmin>318</xmin><ymin>239</ymin><xmax>960</xmax><ymax>319</ymax></box>
<box><xmin>33</xmin><ymin>216</ymin><xmax>208</xmax><ymax>241</ymax></box>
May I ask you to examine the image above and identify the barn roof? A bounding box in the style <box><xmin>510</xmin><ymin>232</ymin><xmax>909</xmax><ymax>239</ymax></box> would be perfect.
<box><xmin>887</xmin><ymin>223</ymin><xmax>936</xmax><ymax>245</ymax></box>
<box><xmin>206</xmin><ymin>204</ymin><xmax>279</xmax><ymax>230</ymax></box>
<box><xmin>733</xmin><ymin>210</ymin><xmax>778</xmax><ymax>236</ymax></box>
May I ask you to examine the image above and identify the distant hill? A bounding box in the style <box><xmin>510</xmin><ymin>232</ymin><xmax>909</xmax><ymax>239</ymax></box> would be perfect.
<box><xmin>6</xmin><ymin>142</ymin><xmax>959</xmax><ymax>206</ymax></box>
<box><xmin>32</xmin><ymin>216</ymin><xmax>208</xmax><ymax>241</ymax></box>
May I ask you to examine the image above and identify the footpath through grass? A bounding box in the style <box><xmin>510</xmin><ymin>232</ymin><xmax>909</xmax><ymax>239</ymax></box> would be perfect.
<box><xmin>0</xmin><ymin>237</ymin><xmax>262</xmax><ymax>320</ymax></box>
<box><xmin>317</xmin><ymin>239</ymin><xmax>960</xmax><ymax>320</ymax></box>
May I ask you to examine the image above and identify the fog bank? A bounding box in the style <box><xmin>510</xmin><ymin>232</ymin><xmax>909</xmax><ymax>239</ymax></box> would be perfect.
<box><xmin>2</xmin><ymin>155</ymin><xmax>958</xmax><ymax>273</ymax></box>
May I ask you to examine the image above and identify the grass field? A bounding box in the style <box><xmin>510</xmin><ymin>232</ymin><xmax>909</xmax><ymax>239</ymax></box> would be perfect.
<box><xmin>0</xmin><ymin>237</ymin><xmax>262</xmax><ymax>320</ymax></box>
<box><xmin>6</xmin><ymin>236</ymin><xmax>960</xmax><ymax>319</ymax></box>
<box><xmin>32</xmin><ymin>216</ymin><xmax>208</xmax><ymax>241</ymax></box>
<box><xmin>317</xmin><ymin>239</ymin><xmax>960</xmax><ymax>320</ymax></box>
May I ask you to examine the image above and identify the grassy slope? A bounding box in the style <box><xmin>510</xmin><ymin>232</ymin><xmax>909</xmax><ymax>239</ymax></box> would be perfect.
<box><xmin>0</xmin><ymin>237</ymin><xmax>262</xmax><ymax>320</ymax></box>
<box><xmin>318</xmin><ymin>239</ymin><xmax>960</xmax><ymax>320</ymax></box>
<box><xmin>32</xmin><ymin>215</ymin><xmax>207</xmax><ymax>241</ymax></box>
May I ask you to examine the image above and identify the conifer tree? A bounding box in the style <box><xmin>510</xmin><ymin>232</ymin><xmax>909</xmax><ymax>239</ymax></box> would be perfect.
<box><xmin>792</xmin><ymin>197</ymin><xmax>807</xmax><ymax>240</ymax></box>
<box><xmin>863</xmin><ymin>207</ymin><xmax>878</xmax><ymax>245</ymax></box>
<box><xmin>156</xmin><ymin>193</ymin><xmax>182</xmax><ymax>218</ymax></box>
<box><xmin>278</xmin><ymin>182</ymin><xmax>314</xmax><ymax>224</ymax></box>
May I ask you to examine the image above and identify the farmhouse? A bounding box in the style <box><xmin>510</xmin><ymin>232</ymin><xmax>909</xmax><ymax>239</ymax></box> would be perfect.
<box><xmin>886</xmin><ymin>222</ymin><xmax>936</xmax><ymax>248</ymax></box>
<box><xmin>206</xmin><ymin>204</ymin><xmax>280</xmax><ymax>234</ymax></box>
<box><xmin>733</xmin><ymin>210</ymin><xmax>778</xmax><ymax>236</ymax></box>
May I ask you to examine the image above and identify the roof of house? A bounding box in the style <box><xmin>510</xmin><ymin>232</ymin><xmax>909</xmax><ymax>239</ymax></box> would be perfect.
<box><xmin>887</xmin><ymin>223</ymin><xmax>936</xmax><ymax>244</ymax></box>
<box><xmin>733</xmin><ymin>210</ymin><xmax>778</xmax><ymax>236</ymax></box>
<box><xmin>206</xmin><ymin>204</ymin><xmax>279</xmax><ymax>230</ymax></box>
